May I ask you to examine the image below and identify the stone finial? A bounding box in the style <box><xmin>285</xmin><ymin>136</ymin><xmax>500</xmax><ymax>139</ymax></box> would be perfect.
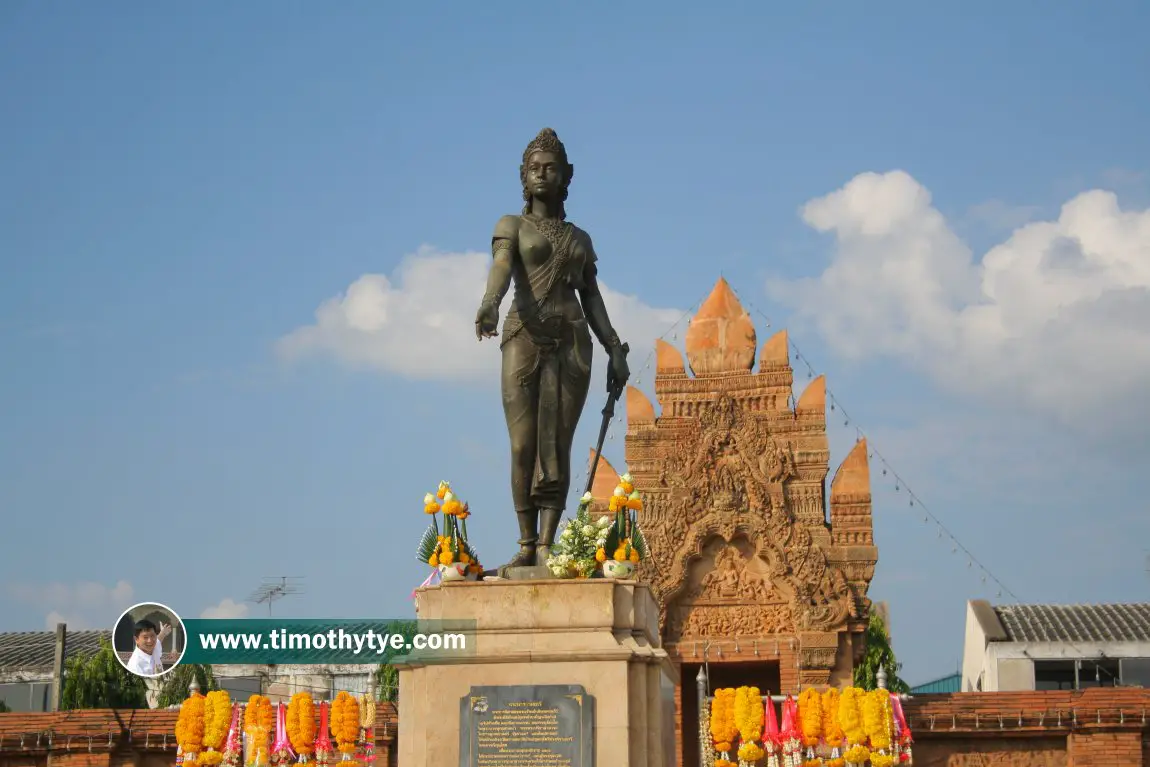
<box><xmin>877</xmin><ymin>666</ymin><xmax>888</xmax><ymax>690</ymax></box>
<box><xmin>758</xmin><ymin>329</ymin><xmax>789</xmax><ymax>370</ymax></box>
<box><xmin>684</xmin><ymin>278</ymin><xmax>757</xmax><ymax>376</ymax></box>
<box><xmin>189</xmin><ymin>678</ymin><xmax>201</xmax><ymax>696</ymax></box>
<box><xmin>587</xmin><ymin>448</ymin><xmax>621</xmax><ymax>502</ymax></box>
<box><xmin>796</xmin><ymin>374</ymin><xmax>826</xmax><ymax>412</ymax></box>
<box><xmin>654</xmin><ymin>339</ymin><xmax>686</xmax><ymax>376</ymax></box>
<box><xmin>830</xmin><ymin>438</ymin><xmax>871</xmax><ymax>499</ymax></box>
<box><xmin>625</xmin><ymin>385</ymin><xmax>656</xmax><ymax>424</ymax></box>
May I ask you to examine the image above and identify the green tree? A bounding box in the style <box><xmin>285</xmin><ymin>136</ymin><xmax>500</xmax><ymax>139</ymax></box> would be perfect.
<box><xmin>853</xmin><ymin>611</ymin><xmax>910</xmax><ymax>693</ymax></box>
<box><xmin>60</xmin><ymin>637</ymin><xmax>149</xmax><ymax>709</ymax></box>
<box><xmin>0</xmin><ymin>699</ymin><xmax>11</xmax><ymax>712</ymax></box>
<box><xmin>374</xmin><ymin>664</ymin><xmax>398</xmax><ymax>703</ymax></box>
<box><xmin>157</xmin><ymin>664</ymin><xmax>219</xmax><ymax>708</ymax></box>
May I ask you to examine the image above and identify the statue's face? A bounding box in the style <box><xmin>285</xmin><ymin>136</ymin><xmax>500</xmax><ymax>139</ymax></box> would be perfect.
<box><xmin>524</xmin><ymin>150</ymin><xmax>565</xmax><ymax>199</ymax></box>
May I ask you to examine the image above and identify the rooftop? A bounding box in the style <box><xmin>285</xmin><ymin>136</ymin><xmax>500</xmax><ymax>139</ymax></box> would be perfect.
<box><xmin>0</xmin><ymin>630</ymin><xmax>180</xmax><ymax>671</ymax></box>
<box><xmin>990</xmin><ymin>603</ymin><xmax>1150</xmax><ymax>644</ymax></box>
<box><xmin>0</xmin><ymin>630</ymin><xmax>110</xmax><ymax>670</ymax></box>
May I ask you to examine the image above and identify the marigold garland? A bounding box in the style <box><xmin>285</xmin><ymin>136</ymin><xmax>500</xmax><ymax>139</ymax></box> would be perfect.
<box><xmin>820</xmin><ymin>687</ymin><xmax>845</xmax><ymax>766</ymax></box>
<box><xmin>837</xmin><ymin>688</ymin><xmax>868</xmax><ymax>765</ymax></box>
<box><xmin>176</xmin><ymin>693</ymin><xmax>206</xmax><ymax>760</ymax></box>
<box><xmin>199</xmin><ymin>690</ymin><xmax>232</xmax><ymax>765</ymax></box>
<box><xmin>244</xmin><ymin>695</ymin><xmax>274</xmax><ymax>766</ymax></box>
<box><xmin>287</xmin><ymin>693</ymin><xmax>317</xmax><ymax>758</ymax></box>
<box><xmin>734</xmin><ymin>686</ymin><xmax>764</xmax><ymax>743</ymax></box>
<box><xmin>862</xmin><ymin>690</ymin><xmax>892</xmax><ymax>751</ymax></box>
<box><xmin>797</xmin><ymin>688</ymin><xmax>822</xmax><ymax>749</ymax></box>
<box><xmin>733</xmin><ymin>686</ymin><xmax>764</xmax><ymax>765</ymax></box>
<box><xmin>709</xmin><ymin>688</ymin><xmax>738</xmax><ymax>754</ymax></box>
<box><xmin>330</xmin><ymin>692</ymin><xmax>361</xmax><ymax>760</ymax></box>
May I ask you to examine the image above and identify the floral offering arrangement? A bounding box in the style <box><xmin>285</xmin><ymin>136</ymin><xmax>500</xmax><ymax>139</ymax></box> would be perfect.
<box><xmin>797</xmin><ymin>688</ymin><xmax>822</xmax><ymax>766</ymax></box>
<box><xmin>779</xmin><ymin>696</ymin><xmax>802</xmax><ymax>767</ymax></box>
<box><xmin>734</xmin><ymin>687</ymin><xmax>765</xmax><ymax>766</ymax></box>
<box><xmin>176</xmin><ymin>690</ymin><xmax>206</xmax><ymax>764</ymax></box>
<box><xmin>599</xmin><ymin>473</ymin><xmax>648</xmax><ymax>568</ymax></box>
<box><xmin>707</xmin><ymin>687</ymin><xmax>911</xmax><ymax>767</ymax></box>
<box><xmin>200</xmin><ymin>690</ymin><xmax>233</xmax><ymax>766</ymax></box>
<box><xmin>546</xmin><ymin>492</ymin><xmax>613</xmax><ymax>578</ymax></box>
<box><xmin>761</xmin><ymin>692</ymin><xmax>780</xmax><ymax>767</ymax></box>
<box><xmin>243</xmin><ymin>695</ymin><xmax>274</xmax><ymax>767</ymax></box>
<box><xmin>222</xmin><ymin>704</ymin><xmax>244</xmax><ymax>767</ymax></box>
<box><xmin>819</xmin><ymin>688</ymin><xmax>845</xmax><ymax>767</ymax></box>
<box><xmin>357</xmin><ymin>694</ymin><xmax>376</xmax><ymax>767</ymax></box>
<box><xmin>415</xmin><ymin>481</ymin><xmax>482</xmax><ymax>579</ymax></box>
<box><xmin>287</xmin><ymin>693</ymin><xmax>317</xmax><ymax>763</ymax></box>
<box><xmin>270</xmin><ymin>703</ymin><xmax>295</xmax><ymax>767</ymax></box>
<box><xmin>314</xmin><ymin>701</ymin><xmax>336</xmax><ymax>767</ymax></box>
<box><xmin>709</xmin><ymin>687</ymin><xmax>739</xmax><ymax>767</ymax></box>
<box><xmin>331</xmin><ymin>692</ymin><xmax>361</xmax><ymax>766</ymax></box>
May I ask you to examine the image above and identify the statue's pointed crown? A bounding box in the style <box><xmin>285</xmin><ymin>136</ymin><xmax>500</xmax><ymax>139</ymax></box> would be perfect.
<box><xmin>523</xmin><ymin>127</ymin><xmax>569</xmax><ymax>163</ymax></box>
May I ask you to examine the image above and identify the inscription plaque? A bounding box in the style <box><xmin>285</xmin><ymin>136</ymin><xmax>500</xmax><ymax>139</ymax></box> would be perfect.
<box><xmin>459</xmin><ymin>685</ymin><xmax>595</xmax><ymax>767</ymax></box>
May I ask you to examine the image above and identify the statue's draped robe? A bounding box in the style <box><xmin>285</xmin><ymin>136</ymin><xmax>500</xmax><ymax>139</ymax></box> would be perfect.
<box><xmin>499</xmin><ymin>217</ymin><xmax>594</xmax><ymax>512</ymax></box>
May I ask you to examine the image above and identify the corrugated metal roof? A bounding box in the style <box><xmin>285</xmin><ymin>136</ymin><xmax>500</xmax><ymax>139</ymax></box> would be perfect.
<box><xmin>911</xmin><ymin>672</ymin><xmax>962</xmax><ymax>694</ymax></box>
<box><xmin>993</xmin><ymin>603</ymin><xmax>1150</xmax><ymax>644</ymax></box>
<box><xmin>0</xmin><ymin>630</ymin><xmax>110</xmax><ymax>670</ymax></box>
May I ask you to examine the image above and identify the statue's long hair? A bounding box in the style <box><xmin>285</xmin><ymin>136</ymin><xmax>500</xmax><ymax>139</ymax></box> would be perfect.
<box><xmin>520</xmin><ymin>128</ymin><xmax>573</xmax><ymax>220</ymax></box>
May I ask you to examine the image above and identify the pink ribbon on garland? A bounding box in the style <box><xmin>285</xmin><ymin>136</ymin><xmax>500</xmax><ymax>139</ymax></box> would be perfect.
<box><xmin>410</xmin><ymin>568</ymin><xmax>440</xmax><ymax>599</ymax></box>
<box><xmin>891</xmin><ymin>694</ymin><xmax>913</xmax><ymax>743</ymax></box>
<box><xmin>224</xmin><ymin>703</ymin><xmax>243</xmax><ymax>752</ymax></box>
<box><xmin>761</xmin><ymin>694</ymin><xmax>780</xmax><ymax>747</ymax></box>
<box><xmin>271</xmin><ymin>703</ymin><xmax>295</xmax><ymax>759</ymax></box>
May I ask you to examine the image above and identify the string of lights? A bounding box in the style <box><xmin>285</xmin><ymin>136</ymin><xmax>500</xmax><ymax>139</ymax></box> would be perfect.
<box><xmin>570</xmin><ymin>284</ymin><xmax>1021</xmax><ymax>610</ymax></box>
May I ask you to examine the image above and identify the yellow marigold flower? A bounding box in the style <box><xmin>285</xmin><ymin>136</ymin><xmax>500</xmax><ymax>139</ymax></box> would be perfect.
<box><xmin>629</xmin><ymin>549</ymin><xmax>640</xmax><ymax>563</ymax></box>
<box><xmin>437</xmin><ymin>481</ymin><xmax>450</xmax><ymax>499</ymax></box>
<box><xmin>613</xmin><ymin>547</ymin><xmax>628</xmax><ymax>561</ymax></box>
<box><xmin>440</xmin><ymin>550</ymin><xmax>454</xmax><ymax>565</ymax></box>
<box><xmin>620</xmin><ymin>481</ymin><xmax>634</xmax><ymax>494</ymax></box>
<box><xmin>626</xmin><ymin>497</ymin><xmax>642</xmax><ymax>510</ymax></box>
<box><xmin>424</xmin><ymin>501</ymin><xmax>440</xmax><ymax>514</ymax></box>
<box><xmin>428</xmin><ymin>554</ymin><xmax>439</xmax><ymax>566</ymax></box>
<box><xmin>595</xmin><ymin>548</ymin><xmax>606</xmax><ymax>563</ymax></box>
<box><xmin>459</xmin><ymin>553</ymin><xmax>471</xmax><ymax>564</ymax></box>
<box><xmin>442</xmin><ymin>500</ymin><xmax>462</xmax><ymax>516</ymax></box>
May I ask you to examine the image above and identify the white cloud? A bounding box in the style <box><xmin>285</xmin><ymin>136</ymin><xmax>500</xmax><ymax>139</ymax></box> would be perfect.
<box><xmin>769</xmin><ymin>171</ymin><xmax>1150</xmax><ymax>433</ymax></box>
<box><xmin>200</xmin><ymin>598</ymin><xmax>250</xmax><ymax>619</ymax></box>
<box><xmin>277</xmin><ymin>245</ymin><xmax>683</xmax><ymax>383</ymax></box>
<box><xmin>7</xmin><ymin>580</ymin><xmax>135</xmax><ymax>630</ymax></box>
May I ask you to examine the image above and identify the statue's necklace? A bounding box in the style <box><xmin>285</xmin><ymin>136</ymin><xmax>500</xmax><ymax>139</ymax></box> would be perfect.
<box><xmin>525</xmin><ymin>213</ymin><xmax>566</xmax><ymax>242</ymax></box>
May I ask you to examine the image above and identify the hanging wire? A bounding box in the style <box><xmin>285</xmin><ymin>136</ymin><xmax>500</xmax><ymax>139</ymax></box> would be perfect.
<box><xmin>719</xmin><ymin>283</ymin><xmax>1023</xmax><ymax>605</ymax></box>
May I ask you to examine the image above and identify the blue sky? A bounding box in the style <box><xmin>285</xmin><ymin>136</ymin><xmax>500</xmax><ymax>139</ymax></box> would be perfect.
<box><xmin>2</xmin><ymin>2</ymin><xmax>1148</xmax><ymax>685</ymax></box>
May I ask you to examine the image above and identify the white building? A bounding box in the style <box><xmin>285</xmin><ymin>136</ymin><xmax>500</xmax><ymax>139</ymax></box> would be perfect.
<box><xmin>961</xmin><ymin>600</ymin><xmax>1150</xmax><ymax>692</ymax></box>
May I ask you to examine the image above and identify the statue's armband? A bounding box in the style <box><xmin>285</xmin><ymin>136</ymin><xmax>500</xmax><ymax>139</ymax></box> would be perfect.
<box><xmin>492</xmin><ymin>215</ymin><xmax>519</xmax><ymax>260</ymax></box>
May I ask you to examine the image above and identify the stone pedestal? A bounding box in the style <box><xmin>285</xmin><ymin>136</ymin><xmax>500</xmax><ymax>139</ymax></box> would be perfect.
<box><xmin>397</xmin><ymin>578</ymin><xmax>677</xmax><ymax>767</ymax></box>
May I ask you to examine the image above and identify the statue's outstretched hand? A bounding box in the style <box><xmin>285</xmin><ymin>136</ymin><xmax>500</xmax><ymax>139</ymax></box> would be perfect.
<box><xmin>475</xmin><ymin>302</ymin><xmax>499</xmax><ymax>340</ymax></box>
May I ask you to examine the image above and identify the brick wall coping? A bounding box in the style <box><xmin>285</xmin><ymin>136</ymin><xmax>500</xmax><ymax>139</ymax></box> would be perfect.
<box><xmin>0</xmin><ymin>703</ymin><xmax>398</xmax><ymax>752</ymax></box>
<box><xmin>903</xmin><ymin>688</ymin><xmax>1150</xmax><ymax>735</ymax></box>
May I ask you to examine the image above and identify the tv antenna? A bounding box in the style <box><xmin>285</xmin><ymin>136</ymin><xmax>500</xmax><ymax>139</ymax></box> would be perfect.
<box><xmin>247</xmin><ymin>577</ymin><xmax>304</xmax><ymax>616</ymax></box>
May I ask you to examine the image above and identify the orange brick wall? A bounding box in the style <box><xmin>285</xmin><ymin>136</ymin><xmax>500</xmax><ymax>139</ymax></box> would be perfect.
<box><xmin>0</xmin><ymin>704</ymin><xmax>397</xmax><ymax>767</ymax></box>
<box><xmin>5</xmin><ymin>690</ymin><xmax>1150</xmax><ymax>766</ymax></box>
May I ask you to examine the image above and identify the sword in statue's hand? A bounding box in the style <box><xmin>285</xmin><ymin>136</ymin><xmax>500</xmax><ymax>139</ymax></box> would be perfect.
<box><xmin>585</xmin><ymin>342</ymin><xmax>629</xmax><ymax>496</ymax></box>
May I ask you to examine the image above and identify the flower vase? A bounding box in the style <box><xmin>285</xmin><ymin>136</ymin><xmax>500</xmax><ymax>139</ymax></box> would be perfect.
<box><xmin>439</xmin><ymin>562</ymin><xmax>467</xmax><ymax>581</ymax></box>
<box><xmin>602</xmin><ymin>560</ymin><xmax>635</xmax><ymax>579</ymax></box>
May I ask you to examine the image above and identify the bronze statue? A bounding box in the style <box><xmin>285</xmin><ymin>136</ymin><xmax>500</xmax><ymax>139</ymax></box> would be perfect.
<box><xmin>475</xmin><ymin>128</ymin><xmax>630</xmax><ymax>571</ymax></box>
